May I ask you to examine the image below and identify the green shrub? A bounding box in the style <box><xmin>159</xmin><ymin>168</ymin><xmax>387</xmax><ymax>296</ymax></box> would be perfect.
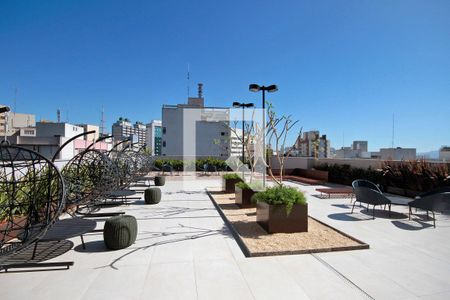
<box><xmin>236</xmin><ymin>181</ymin><xmax>264</xmax><ymax>191</ymax></box>
<box><xmin>252</xmin><ymin>186</ymin><xmax>306</xmax><ymax>215</ymax></box>
<box><xmin>154</xmin><ymin>157</ymin><xmax>229</xmax><ymax>172</ymax></box>
<box><xmin>316</xmin><ymin>161</ymin><xmax>450</xmax><ymax>193</ymax></box>
<box><xmin>222</xmin><ymin>173</ymin><xmax>241</xmax><ymax>180</ymax></box>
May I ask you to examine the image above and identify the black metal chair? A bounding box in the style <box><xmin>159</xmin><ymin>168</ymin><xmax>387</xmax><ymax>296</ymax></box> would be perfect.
<box><xmin>162</xmin><ymin>163</ymin><xmax>173</xmax><ymax>175</ymax></box>
<box><xmin>0</xmin><ymin>144</ymin><xmax>70</xmax><ymax>271</ymax></box>
<box><xmin>351</xmin><ymin>179</ymin><xmax>391</xmax><ymax>219</ymax></box>
<box><xmin>408</xmin><ymin>190</ymin><xmax>450</xmax><ymax>227</ymax></box>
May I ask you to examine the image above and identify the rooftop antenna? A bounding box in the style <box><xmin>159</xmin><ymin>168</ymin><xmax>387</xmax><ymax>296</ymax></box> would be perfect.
<box><xmin>100</xmin><ymin>105</ymin><xmax>105</xmax><ymax>135</ymax></box>
<box><xmin>342</xmin><ymin>132</ymin><xmax>345</xmax><ymax>149</ymax></box>
<box><xmin>187</xmin><ymin>63</ymin><xmax>190</xmax><ymax>100</ymax></box>
<box><xmin>391</xmin><ymin>113</ymin><xmax>395</xmax><ymax>148</ymax></box>
<box><xmin>57</xmin><ymin>109</ymin><xmax>61</xmax><ymax>123</ymax></box>
<box><xmin>13</xmin><ymin>86</ymin><xmax>18</xmax><ymax>113</ymax></box>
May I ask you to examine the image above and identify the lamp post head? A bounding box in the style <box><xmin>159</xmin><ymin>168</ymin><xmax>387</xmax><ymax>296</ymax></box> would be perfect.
<box><xmin>266</xmin><ymin>84</ymin><xmax>278</xmax><ymax>93</ymax></box>
<box><xmin>0</xmin><ymin>106</ymin><xmax>11</xmax><ymax>114</ymax></box>
<box><xmin>243</xmin><ymin>103</ymin><xmax>254</xmax><ymax>108</ymax></box>
<box><xmin>232</xmin><ymin>101</ymin><xmax>241</xmax><ymax>108</ymax></box>
<box><xmin>249</xmin><ymin>84</ymin><xmax>261</xmax><ymax>92</ymax></box>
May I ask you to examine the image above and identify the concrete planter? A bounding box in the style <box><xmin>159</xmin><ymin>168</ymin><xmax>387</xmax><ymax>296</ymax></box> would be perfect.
<box><xmin>0</xmin><ymin>216</ymin><xmax>27</xmax><ymax>243</ymax></box>
<box><xmin>257</xmin><ymin>202</ymin><xmax>308</xmax><ymax>233</ymax></box>
<box><xmin>235</xmin><ymin>186</ymin><xmax>257</xmax><ymax>208</ymax></box>
<box><xmin>222</xmin><ymin>178</ymin><xmax>242</xmax><ymax>193</ymax></box>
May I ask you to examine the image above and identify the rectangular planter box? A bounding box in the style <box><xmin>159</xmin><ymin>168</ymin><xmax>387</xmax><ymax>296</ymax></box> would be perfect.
<box><xmin>223</xmin><ymin>178</ymin><xmax>242</xmax><ymax>193</ymax></box>
<box><xmin>235</xmin><ymin>186</ymin><xmax>257</xmax><ymax>208</ymax></box>
<box><xmin>257</xmin><ymin>202</ymin><xmax>308</xmax><ymax>233</ymax></box>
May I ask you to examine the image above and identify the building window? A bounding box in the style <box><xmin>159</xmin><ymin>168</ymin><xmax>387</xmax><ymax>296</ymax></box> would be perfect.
<box><xmin>162</xmin><ymin>127</ymin><xmax>166</xmax><ymax>134</ymax></box>
<box><xmin>162</xmin><ymin>141</ymin><xmax>166</xmax><ymax>147</ymax></box>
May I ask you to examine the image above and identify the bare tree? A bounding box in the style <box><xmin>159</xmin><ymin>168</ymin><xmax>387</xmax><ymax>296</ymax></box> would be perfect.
<box><xmin>265</xmin><ymin>101</ymin><xmax>300</xmax><ymax>186</ymax></box>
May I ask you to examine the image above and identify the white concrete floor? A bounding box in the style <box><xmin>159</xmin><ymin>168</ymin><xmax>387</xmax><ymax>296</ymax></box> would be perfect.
<box><xmin>1</xmin><ymin>177</ymin><xmax>450</xmax><ymax>300</ymax></box>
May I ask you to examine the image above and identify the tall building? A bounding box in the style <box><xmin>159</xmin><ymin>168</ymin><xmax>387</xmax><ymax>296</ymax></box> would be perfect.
<box><xmin>294</xmin><ymin>130</ymin><xmax>330</xmax><ymax>158</ymax></box>
<box><xmin>161</xmin><ymin>84</ymin><xmax>231</xmax><ymax>158</ymax></box>
<box><xmin>353</xmin><ymin>141</ymin><xmax>368</xmax><ymax>152</ymax></box>
<box><xmin>439</xmin><ymin>146</ymin><xmax>450</xmax><ymax>161</ymax></box>
<box><xmin>76</xmin><ymin>124</ymin><xmax>100</xmax><ymax>143</ymax></box>
<box><xmin>336</xmin><ymin>140</ymin><xmax>370</xmax><ymax>158</ymax></box>
<box><xmin>112</xmin><ymin>118</ymin><xmax>147</xmax><ymax>147</ymax></box>
<box><xmin>0</xmin><ymin>104</ymin><xmax>35</xmax><ymax>136</ymax></box>
<box><xmin>145</xmin><ymin>120</ymin><xmax>162</xmax><ymax>156</ymax></box>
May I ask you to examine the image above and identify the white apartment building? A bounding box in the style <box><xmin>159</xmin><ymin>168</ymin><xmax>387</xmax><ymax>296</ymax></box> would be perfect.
<box><xmin>112</xmin><ymin>118</ymin><xmax>147</xmax><ymax>147</ymax></box>
<box><xmin>294</xmin><ymin>130</ymin><xmax>330</xmax><ymax>158</ymax></box>
<box><xmin>161</xmin><ymin>90</ymin><xmax>231</xmax><ymax>158</ymax></box>
<box><xmin>7</xmin><ymin>122</ymin><xmax>85</xmax><ymax>160</ymax></box>
<box><xmin>335</xmin><ymin>140</ymin><xmax>370</xmax><ymax>159</ymax></box>
<box><xmin>0</xmin><ymin>104</ymin><xmax>35</xmax><ymax>136</ymax></box>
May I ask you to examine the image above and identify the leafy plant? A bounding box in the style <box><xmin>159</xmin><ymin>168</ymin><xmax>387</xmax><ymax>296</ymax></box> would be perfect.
<box><xmin>222</xmin><ymin>173</ymin><xmax>242</xmax><ymax>180</ymax></box>
<box><xmin>236</xmin><ymin>180</ymin><xmax>264</xmax><ymax>191</ymax></box>
<box><xmin>252</xmin><ymin>186</ymin><xmax>306</xmax><ymax>215</ymax></box>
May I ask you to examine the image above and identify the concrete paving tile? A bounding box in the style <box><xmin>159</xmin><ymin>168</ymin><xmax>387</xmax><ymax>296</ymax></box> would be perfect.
<box><xmin>195</xmin><ymin>258</ymin><xmax>254</xmax><ymax>300</ymax></box>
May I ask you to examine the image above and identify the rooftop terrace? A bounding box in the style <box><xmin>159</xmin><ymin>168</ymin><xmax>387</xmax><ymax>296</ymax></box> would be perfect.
<box><xmin>2</xmin><ymin>176</ymin><xmax>449</xmax><ymax>300</ymax></box>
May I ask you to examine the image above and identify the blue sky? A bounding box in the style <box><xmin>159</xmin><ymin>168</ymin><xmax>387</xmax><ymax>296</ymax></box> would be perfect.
<box><xmin>1</xmin><ymin>0</ymin><xmax>449</xmax><ymax>152</ymax></box>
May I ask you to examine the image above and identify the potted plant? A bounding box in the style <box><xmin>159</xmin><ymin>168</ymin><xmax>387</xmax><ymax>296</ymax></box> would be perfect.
<box><xmin>253</xmin><ymin>185</ymin><xmax>308</xmax><ymax>233</ymax></box>
<box><xmin>235</xmin><ymin>181</ymin><xmax>263</xmax><ymax>208</ymax></box>
<box><xmin>222</xmin><ymin>173</ymin><xmax>243</xmax><ymax>193</ymax></box>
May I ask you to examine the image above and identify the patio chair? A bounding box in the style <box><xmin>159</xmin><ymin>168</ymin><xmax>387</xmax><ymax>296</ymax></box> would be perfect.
<box><xmin>351</xmin><ymin>179</ymin><xmax>382</xmax><ymax>204</ymax></box>
<box><xmin>408</xmin><ymin>190</ymin><xmax>450</xmax><ymax>228</ymax></box>
<box><xmin>351</xmin><ymin>180</ymin><xmax>391</xmax><ymax>219</ymax></box>
<box><xmin>0</xmin><ymin>144</ymin><xmax>73</xmax><ymax>271</ymax></box>
<box><xmin>162</xmin><ymin>163</ymin><xmax>173</xmax><ymax>175</ymax></box>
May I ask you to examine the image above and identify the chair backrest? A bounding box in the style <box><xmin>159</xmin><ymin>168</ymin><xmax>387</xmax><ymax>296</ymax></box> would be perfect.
<box><xmin>410</xmin><ymin>192</ymin><xmax>450</xmax><ymax>212</ymax></box>
<box><xmin>353</xmin><ymin>186</ymin><xmax>391</xmax><ymax>206</ymax></box>
<box><xmin>418</xmin><ymin>186</ymin><xmax>450</xmax><ymax>198</ymax></box>
<box><xmin>0</xmin><ymin>145</ymin><xmax>65</xmax><ymax>256</ymax></box>
<box><xmin>352</xmin><ymin>179</ymin><xmax>382</xmax><ymax>193</ymax></box>
<box><xmin>62</xmin><ymin>149</ymin><xmax>118</xmax><ymax>206</ymax></box>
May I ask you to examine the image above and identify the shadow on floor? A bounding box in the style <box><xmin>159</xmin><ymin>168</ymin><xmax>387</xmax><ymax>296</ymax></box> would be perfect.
<box><xmin>391</xmin><ymin>220</ymin><xmax>434</xmax><ymax>231</ymax></box>
<box><xmin>76</xmin><ymin>223</ymin><xmax>229</xmax><ymax>270</ymax></box>
<box><xmin>327</xmin><ymin>212</ymin><xmax>370</xmax><ymax>221</ymax></box>
<box><xmin>359</xmin><ymin>209</ymin><xmax>408</xmax><ymax>220</ymax></box>
<box><xmin>331</xmin><ymin>204</ymin><xmax>353</xmax><ymax>209</ymax></box>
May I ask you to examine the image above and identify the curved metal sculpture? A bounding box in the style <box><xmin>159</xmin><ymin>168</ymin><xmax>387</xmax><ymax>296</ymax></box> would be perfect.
<box><xmin>62</xmin><ymin>149</ymin><xmax>119</xmax><ymax>207</ymax></box>
<box><xmin>0</xmin><ymin>145</ymin><xmax>65</xmax><ymax>255</ymax></box>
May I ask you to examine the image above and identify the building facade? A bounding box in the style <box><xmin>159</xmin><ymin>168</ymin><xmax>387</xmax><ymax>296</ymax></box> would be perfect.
<box><xmin>0</xmin><ymin>105</ymin><xmax>35</xmax><ymax>137</ymax></box>
<box><xmin>378</xmin><ymin>148</ymin><xmax>417</xmax><ymax>160</ymax></box>
<box><xmin>145</xmin><ymin>120</ymin><xmax>162</xmax><ymax>156</ymax></box>
<box><xmin>112</xmin><ymin>118</ymin><xmax>147</xmax><ymax>147</ymax></box>
<box><xmin>439</xmin><ymin>146</ymin><xmax>450</xmax><ymax>161</ymax></box>
<box><xmin>161</xmin><ymin>90</ymin><xmax>231</xmax><ymax>158</ymax></box>
<box><xmin>294</xmin><ymin>130</ymin><xmax>330</xmax><ymax>158</ymax></box>
<box><xmin>335</xmin><ymin>140</ymin><xmax>370</xmax><ymax>159</ymax></box>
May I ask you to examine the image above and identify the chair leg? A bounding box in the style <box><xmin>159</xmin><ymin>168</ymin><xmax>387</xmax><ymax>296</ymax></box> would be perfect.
<box><xmin>373</xmin><ymin>205</ymin><xmax>376</xmax><ymax>219</ymax></box>
<box><xmin>388</xmin><ymin>204</ymin><xmax>391</xmax><ymax>217</ymax></box>
<box><xmin>80</xmin><ymin>235</ymin><xmax>86</xmax><ymax>249</ymax></box>
<box><xmin>432</xmin><ymin>211</ymin><xmax>436</xmax><ymax>228</ymax></box>
<box><xmin>351</xmin><ymin>201</ymin><xmax>356</xmax><ymax>214</ymax></box>
<box><xmin>426</xmin><ymin>210</ymin><xmax>430</xmax><ymax>220</ymax></box>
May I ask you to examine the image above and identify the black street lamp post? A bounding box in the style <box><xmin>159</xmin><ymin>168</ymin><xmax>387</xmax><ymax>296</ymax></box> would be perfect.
<box><xmin>232</xmin><ymin>102</ymin><xmax>254</xmax><ymax>164</ymax></box>
<box><xmin>249</xmin><ymin>84</ymin><xmax>278</xmax><ymax>187</ymax></box>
